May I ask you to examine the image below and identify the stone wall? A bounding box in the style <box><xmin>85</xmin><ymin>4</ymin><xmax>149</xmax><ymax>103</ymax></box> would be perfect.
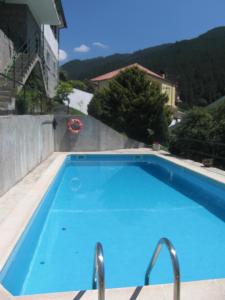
<box><xmin>54</xmin><ymin>115</ymin><xmax>144</xmax><ymax>152</ymax></box>
<box><xmin>0</xmin><ymin>30</ymin><xmax>14</xmax><ymax>72</ymax></box>
<box><xmin>0</xmin><ymin>115</ymin><xmax>54</xmax><ymax>196</ymax></box>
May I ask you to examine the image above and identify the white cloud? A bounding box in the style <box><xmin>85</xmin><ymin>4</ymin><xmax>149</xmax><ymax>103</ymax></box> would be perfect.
<box><xmin>59</xmin><ymin>49</ymin><xmax>68</xmax><ymax>61</ymax></box>
<box><xmin>93</xmin><ymin>42</ymin><xmax>109</xmax><ymax>49</ymax></box>
<box><xmin>74</xmin><ymin>44</ymin><xmax>90</xmax><ymax>53</ymax></box>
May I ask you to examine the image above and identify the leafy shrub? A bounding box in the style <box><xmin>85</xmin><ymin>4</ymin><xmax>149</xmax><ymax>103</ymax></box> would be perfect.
<box><xmin>169</xmin><ymin>105</ymin><xmax>225</xmax><ymax>169</ymax></box>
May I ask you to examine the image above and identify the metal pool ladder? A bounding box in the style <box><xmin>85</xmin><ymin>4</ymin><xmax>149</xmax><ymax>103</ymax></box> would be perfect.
<box><xmin>92</xmin><ymin>242</ymin><xmax>105</xmax><ymax>300</ymax></box>
<box><xmin>145</xmin><ymin>238</ymin><xmax>180</xmax><ymax>300</ymax></box>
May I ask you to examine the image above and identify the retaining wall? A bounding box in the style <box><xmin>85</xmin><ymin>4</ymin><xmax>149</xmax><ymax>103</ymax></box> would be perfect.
<box><xmin>0</xmin><ymin>115</ymin><xmax>54</xmax><ymax>196</ymax></box>
<box><xmin>54</xmin><ymin>115</ymin><xmax>144</xmax><ymax>152</ymax></box>
<box><xmin>0</xmin><ymin>114</ymin><xmax>144</xmax><ymax>196</ymax></box>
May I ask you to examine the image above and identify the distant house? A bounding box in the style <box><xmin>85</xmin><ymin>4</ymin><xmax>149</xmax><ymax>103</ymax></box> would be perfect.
<box><xmin>91</xmin><ymin>63</ymin><xmax>177</xmax><ymax>108</ymax></box>
<box><xmin>0</xmin><ymin>0</ymin><xmax>67</xmax><ymax>113</ymax></box>
<box><xmin>68</xmin><ymin>89</ymin><xmax>94</xmax><ymax>115</ymax></box>
<box><xmin>169</xmin><ymin>110</ymin><xmax>185</xmax><ymax>127</ymax></box>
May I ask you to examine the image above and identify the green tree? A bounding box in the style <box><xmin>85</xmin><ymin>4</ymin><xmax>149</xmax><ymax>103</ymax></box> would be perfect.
<box><xmin>16</xmin><ymin>73</ymin><xmax>47</xmax><ymax>114</ymax></box>
<box><xmin>210</xmin><ymin>103</ymin><xmax>225</xmax><ymax>167</ymax></box>
<box><xmin>70</xmin><ymin>79</ymin><xmax>94</xmax><ymax>93</ymax></box>
<box><xmin>71</xmin><ymin>80</ymin><xmax>88</xmax><ymax>91</ymax></box>
<box><xmin>55</xmin><ymin>80</ymin><xmax>74</xmax><ymax>104</ymax></box>
<box><xmin>169</xmin><ymin>108</ymin><xmax>214</xmax><ymax>159</ymax></box>
<box><xmin>88</xmin><ymin>66</ymin><xmax>169</xmax><ymax>144</ymax></box>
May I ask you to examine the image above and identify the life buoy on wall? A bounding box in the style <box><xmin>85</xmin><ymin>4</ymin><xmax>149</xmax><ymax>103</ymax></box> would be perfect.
<box><xmin>67</xmin><ymin>118</ymin><xmax>83</xmax><ymax>134</ymax></box>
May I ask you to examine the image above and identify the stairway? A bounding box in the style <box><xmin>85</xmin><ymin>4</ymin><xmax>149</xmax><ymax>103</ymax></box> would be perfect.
<box><xmin>0</xmin><ymin>36</ymin><xmax>47</xmax><ymax>114</ymax></box>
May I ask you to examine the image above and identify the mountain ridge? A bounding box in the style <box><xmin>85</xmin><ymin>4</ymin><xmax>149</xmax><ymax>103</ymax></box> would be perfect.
<box><xmin>62</xmin><ymin>27</ymin><xmax>225</xmax><ymax>105</ymax></box>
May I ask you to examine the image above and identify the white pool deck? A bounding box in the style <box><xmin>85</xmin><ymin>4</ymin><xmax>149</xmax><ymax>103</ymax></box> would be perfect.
<box><xmin>0</xmin><ymin>149</ymin><xmax>225</xmax><ymax>300</ymax></box>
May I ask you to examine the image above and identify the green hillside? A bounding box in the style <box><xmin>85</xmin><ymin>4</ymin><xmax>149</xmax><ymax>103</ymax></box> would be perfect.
<box><xmin>207</xmin><ymin>95</ymin><xmax>225</xmax><ymax>111</ymax></box>
<box><xmin>62</xmin><ymin>27</ymin><xmax>225</xmax><ymax>106</ymax></box>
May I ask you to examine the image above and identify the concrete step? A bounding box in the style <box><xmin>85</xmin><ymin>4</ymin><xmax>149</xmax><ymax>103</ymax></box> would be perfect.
<box><xmin>0</xmin><ymin>90</ymin><xmax>11</xmax><ymax>96</ymax></box>
<box><xmin>0</xmin><ymin>82</ymin><xmax>12</xmax><ymax>88</ymax></box>
<box><xmin>7</xmin><ymin>69</ymin><xmax>30</xmax><ymax>80</ymax></box>
<box><xmin>0</xmin><ymin>100</ymin><xmax>11</xmax><ymax>110</ymax></box>
<box><xmin>0</xmin><ymin>94</ymin><xmax>13</xmax><ymax>112</ymax></box>
<box><xmin>0</xmin><ymin>86</ymin><xmax>14</xmax><ymax>92</ymax></box>
<box><xmin>7</xmin><ymin>62</ymin><xmax>31</xmax><ymax>74</ymax></box>
<box><xmin>0</xmin><ymin>95</ymin><xmax>11</xmax><ymax>101</ymax></box>
<box><xmin>0</xmin><ymin>55</ymin><xmax>37</xmax><ymax>92</ymax></box>
<box><xmin>0</xmin><ymin>103</ymin><xmax>10</xmax><ymax>110</ymax></box>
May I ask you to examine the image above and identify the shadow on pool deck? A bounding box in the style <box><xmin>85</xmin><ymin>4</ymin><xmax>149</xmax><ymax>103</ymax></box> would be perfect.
<box><xmin>129</xmin><ymin>286</ymin><xmax>143</xmax><ymax>299</ymax></box>
<box><xmin>73</xmin><ymin>290</ymin><xmax>86</xmax><ymax>299</ymax></box>
<box><xmin>72</xmin><ymin>286</ymin><xmax>144</xmax><ymax>300</ymax></box>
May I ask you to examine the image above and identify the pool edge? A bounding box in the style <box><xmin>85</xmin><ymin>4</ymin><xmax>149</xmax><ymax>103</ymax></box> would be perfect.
<box><xmin>10</xmin><ymin>279</ymin><xmax>225</xmax><ymax>300</ymax></box>
<box><xmin>0</xmin><ymin>149</ymin><xmax>225</xmax><ymax>299</ymax></box>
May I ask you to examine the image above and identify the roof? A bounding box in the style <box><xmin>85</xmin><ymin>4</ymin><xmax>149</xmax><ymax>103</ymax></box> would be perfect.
<box><xmin>91</xmin><ymin>63</ymin><xmax>166</xmax><ymax>82</ymax></box>
<box><xmin>55</xmin><ymin>0</ymin><xmax>67</xmax><ymax>28</ymax></box>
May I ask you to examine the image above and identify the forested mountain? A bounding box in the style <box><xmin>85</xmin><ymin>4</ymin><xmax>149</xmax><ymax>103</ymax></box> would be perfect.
<box><xmin>62</xmin><ymin>27</ymin><xmax>225</xmax><ymax>106</ymax></box>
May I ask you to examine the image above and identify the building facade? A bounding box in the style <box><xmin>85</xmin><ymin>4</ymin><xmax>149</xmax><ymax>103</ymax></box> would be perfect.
<box><xmin>68</xmin><ymin>89</ymin><xmax>94</xmax><ymax>115</ymax></box>
<box><xmin>0</xmin><ymin>0</ymin><xmax>66</xmax><ymax>113</ymax></box>
<box><xmin>91</xmin><ymin>63</ymin><xmax>177</xmax><ymax>108</ymax></box>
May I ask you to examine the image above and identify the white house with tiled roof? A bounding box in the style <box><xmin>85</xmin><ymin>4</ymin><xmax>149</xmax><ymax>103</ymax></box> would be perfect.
<box><xmin>91</xmin><ymin>63</ymin><xmax>177</xmax><ymax>107</ymax></box>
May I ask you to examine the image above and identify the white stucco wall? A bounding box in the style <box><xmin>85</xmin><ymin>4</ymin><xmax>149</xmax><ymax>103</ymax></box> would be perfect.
<box><xmin>43</xmin><ymin>25</ymin><xmax>58</xmax><ymax>59</ymax></box>
<box><xmin>68</xmin><ymin>89</ymin><xmax>94</xmax><ymax>115</ymax></box>
<box><xmin>0</xmin><ymin>30</ymin><xmax>14</xmax><ymax>72</ymax></box>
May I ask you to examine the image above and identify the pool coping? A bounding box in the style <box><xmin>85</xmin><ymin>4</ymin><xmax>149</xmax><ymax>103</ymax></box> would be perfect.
<box><xmin>0</xmin><ymin>149</ymin><xmax>225</xmax><ymax>299</ymax></box>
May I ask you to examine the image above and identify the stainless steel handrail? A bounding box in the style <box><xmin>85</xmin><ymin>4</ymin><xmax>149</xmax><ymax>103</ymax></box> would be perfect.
<box><xmin>92</xmin><ymin>242</ymin><xmax>105</xmax><ymax>300</ymax></box>
<box><xmin>145</xmin><ymin>238</ymin><xmax>180</xmax><ymax>300</ymax></box>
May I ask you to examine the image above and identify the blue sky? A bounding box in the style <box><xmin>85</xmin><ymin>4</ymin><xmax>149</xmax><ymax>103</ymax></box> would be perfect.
<box><xmin>59</xmin><ymin>0</ymin><xmax>225</xmax><ymax>63</ymax></box>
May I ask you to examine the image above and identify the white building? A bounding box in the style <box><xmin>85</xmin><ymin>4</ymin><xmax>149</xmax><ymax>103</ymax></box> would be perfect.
<box><xmin>0</xmin><ymin>0</ymin><xmax>67</xmax><ymax>113</ymax></box>
<box><xmin>68</xmin><ymin>89</ymin><xmax>94</xmax><ymax>115</ymax></box>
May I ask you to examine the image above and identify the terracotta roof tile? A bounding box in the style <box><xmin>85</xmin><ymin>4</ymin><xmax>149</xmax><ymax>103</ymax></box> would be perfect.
<box><xmin>91</xmin><ymin>63</ymin><xmax>164</xmax><ymax>81</ymax></box>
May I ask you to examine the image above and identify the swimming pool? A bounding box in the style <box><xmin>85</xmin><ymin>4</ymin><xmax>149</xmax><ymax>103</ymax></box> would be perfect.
<box><xmin>1</xmin><ymin>154</ymin><xmax>225</xmax><ymax>296</ymax></box>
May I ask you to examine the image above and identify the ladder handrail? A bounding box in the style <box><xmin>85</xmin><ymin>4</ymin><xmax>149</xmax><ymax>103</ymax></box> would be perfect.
<box><xmin>92</xmin><ymin>242</ymin><xmax>105</xmax><ymax>300</ymax></box>
<box><xmin>145</xmin><ymin>238</ymin><xmax>180</xmax><ymax>300</ymax></box>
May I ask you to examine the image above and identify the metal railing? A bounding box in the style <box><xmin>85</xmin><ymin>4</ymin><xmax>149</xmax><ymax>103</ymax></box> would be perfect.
<box><xmin>92</xmin><ymin>243</ymin><xmax>105</xmax><ymax>300</ymax></box>
<box><xmin>1</xmin><ymin>30</ymin><xmax>47</xmax><ymax>89</ymax></box>
<box><xmin>145</xmin><ymin>238</ymin><xmax>180</xmax><ymax>300</ymax></box>
<box><xmin>171</xmin><ymin>137</ymin><xmax>225</xmax><ymax>169</ymax></box>
<box><xmin>0</xmin><ymin>72</ymin><xmax>24</xmax><ymax>88</ymax></box>
<box><xmin>0</xmin><ymin>72</ymin><xmax>47</xmax><ymax>114</ymax></box>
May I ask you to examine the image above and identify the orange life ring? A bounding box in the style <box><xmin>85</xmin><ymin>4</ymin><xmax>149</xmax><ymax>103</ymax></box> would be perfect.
<box><xmin>67</xmin><ymin>118</ymin><xmax>83</xmax><ymax>134</ymax></box>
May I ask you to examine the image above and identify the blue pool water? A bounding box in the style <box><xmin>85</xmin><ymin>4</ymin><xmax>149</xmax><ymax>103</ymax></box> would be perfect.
<box><xmin>1</xmin><ymin>155</ymin><xmax>225</xmax><ymax>295</ymax></box>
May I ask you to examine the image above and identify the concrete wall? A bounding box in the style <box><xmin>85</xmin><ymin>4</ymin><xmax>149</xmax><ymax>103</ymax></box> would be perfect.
<box><xmin>0</xmin><ymin>115</ymin><xmax>54</xmax><ymax>196</ymax></box>
<box><xmin>0</xmin><ymin>114</ymin><xmax>144</xmax><ymax>196</ymax></box>
<box><xmin>54</xmin><ymin>115</ymin><xmax>144</xmax><ymax>152</ymax></box>
<box><xmin>43</xmin><ymin>25</ymin><xmax>58</xmax><ymax>58</ymax></box>
<box><xmin>0</xmin><ymin>30</ymin><xmax>14</xmax><ymax>73</ymax></box>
